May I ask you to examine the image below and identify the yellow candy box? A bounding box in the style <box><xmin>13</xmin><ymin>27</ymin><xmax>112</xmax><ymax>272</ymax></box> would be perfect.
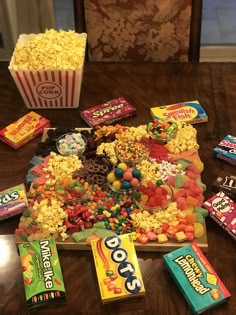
<box><xmin>91</xmin><ymin>234</ymin><xmax>145</xmax><ymax>303</ymax></box>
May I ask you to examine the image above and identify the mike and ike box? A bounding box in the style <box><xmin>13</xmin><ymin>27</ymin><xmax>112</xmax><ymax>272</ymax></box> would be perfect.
<box><xmin>19</xmin><ymin>238</ymin><xmax>66</xmax><ymax>308</ymax></box>
<box><xmin>150</xmin><ymin>100</ymin><xmax>208</xmax><ymax>125</ymax></box>
<box><xmin>91</xmin><ymin>234</ymin><xmax>145</xmax><ymax>303</ymax></box>
<box><xmin>163</xmin><ymin>243</ymin><xmax>230</xmax><ymax>314</ymax></box>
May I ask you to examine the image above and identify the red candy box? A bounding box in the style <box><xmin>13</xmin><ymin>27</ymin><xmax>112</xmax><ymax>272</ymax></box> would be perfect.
<box><xmin>80</xmin><ymin>97</ymin><xmax>136</xmax><ymax>127</ymax></box>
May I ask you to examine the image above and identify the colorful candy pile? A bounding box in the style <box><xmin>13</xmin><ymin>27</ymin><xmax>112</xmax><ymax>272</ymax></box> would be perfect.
<box><xmin>55</xmin><ymin>176</ymin><xmax>91</xmax><ymax>204</ymax></box>
<box><xmin>107</xmin><ymin>162</ymin><xmax>141</xmax><ymax>191</ymax></box>
<box><xmin>56</xmin><ymin>132</ymin><xmax>87</xmax><ymax>156</ymax></box>
<box><xmin>147</xmin><ymin>119</ymin><xmax>178</xmax><ymax>142</ymax></box>
<box><xmin>134</xmin><ymin>180</ymin><xmax>172</xmax><ymax>211</ymax></box>
<box><xmin>115</xmin><ymin>140</ymin><xmax>150</xmax><ymax>164</ymax></box>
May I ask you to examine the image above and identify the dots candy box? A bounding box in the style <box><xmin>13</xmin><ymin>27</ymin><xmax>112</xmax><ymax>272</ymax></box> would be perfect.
<box><xmin>163</xmin><ymin>243</ymin><xmax>230</xmax><ymax>315</ymax></box>
<box><xmin>18</xmin><ymin>238</ymin><xmax>66</xmax><ymax>308</ymax></box>
<box><xmin>150</xmin><ymin>100</ymin><xmax>208</xmax><ymax>124</ymax></box>
<box><xmin>203</xmin><ymin>192</ymin><xmax>236</xmax><ymax>241</ymax></box>
<box><xmin>80</xmin><ymin>97</ymin><xmax>136</xmax><ymax>127</ymax></box>
<box><xmin>91</xmin><ymin>234</ymin><xmax>145</xmax><ymax>303</ymax></box>
<box><xmin>0</xmin><ymin>184</ymin><xmax>28</xmax><ymax>221</ymax></box>
<box><xmin>0</xmin><ymin>111</ymin><xmax>50</xmax><ymax>149</ymax></box>
<box><xmin>213</xmin><ymin>135</ymin><xmax>236</xmax><ymax>166</ymax></box>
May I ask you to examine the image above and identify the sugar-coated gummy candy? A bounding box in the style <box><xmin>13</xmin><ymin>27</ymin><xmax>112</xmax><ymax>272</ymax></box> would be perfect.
<box><xmin>175</xmin><ymin>174</ymin><xmax>183</xmax><ymax>188</ymax></box>
<box><xmin>194</xmin><ymin>222</ymin><xmax>204</xmax><ymax>238</ymax></box>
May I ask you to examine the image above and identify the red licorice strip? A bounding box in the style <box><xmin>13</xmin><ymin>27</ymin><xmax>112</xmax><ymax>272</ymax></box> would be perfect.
<box><xmin>97</xmin><ymin>239</ymin><xmax>110</xmax><ymax>270</ymax></box>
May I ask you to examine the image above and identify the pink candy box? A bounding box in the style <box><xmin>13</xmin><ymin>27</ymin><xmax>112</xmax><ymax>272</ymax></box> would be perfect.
<box><xmin>203</xmin><ymin>192</ymin><xmax>236</xmax><ymax>240</ymax></box>
<box><xmin>80</xmin><ymin>97</ymin><xmax>136</xmax><ymax>127</ymax></box>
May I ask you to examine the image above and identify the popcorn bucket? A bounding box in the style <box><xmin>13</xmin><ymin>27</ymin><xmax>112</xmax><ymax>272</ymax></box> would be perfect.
<box><xmin>8</xmin><ymin>32</ymin><xmax>87</xmax><ymax>109</ymax></box>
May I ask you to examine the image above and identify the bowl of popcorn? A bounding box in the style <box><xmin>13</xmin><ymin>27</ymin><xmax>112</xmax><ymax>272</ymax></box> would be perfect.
<box><xmin>147</xmin><ymin>119</ymin><xmax>178</xmax><ymax>143</ymax></box>
<box><xmin>107</xmin><ymin>162</ymin><xmax>142</xmax><ymax>194</ymax></box>
<box><xmin>115</xmin><ymin>140</ymin><xmax>150</xmax><ymax>166</ymax></box>
<box><xmin>56</xmin><ymin>132</ymin><xmax>87</xmax><ymax>156</ymax></box>
<box><xmin>133</xmin><ymin>180</ymin><xmax>173</xmax><ymax>213</ymax></box>
<box><xmin>9</xmin><ymin>29</ymin><xmax>87</xmax><ymax>109</ymax></box>
<box><xmin>55</xmin><ymin>176</ymin><xmax>91</xmax><ymax>205</ymax></box>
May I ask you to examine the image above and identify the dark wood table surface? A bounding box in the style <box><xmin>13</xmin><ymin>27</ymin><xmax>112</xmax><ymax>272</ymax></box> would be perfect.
<box><xmin>0</xmin><ymin>61</ymin><xmax>235</xmax><ymax>315</ymax></box>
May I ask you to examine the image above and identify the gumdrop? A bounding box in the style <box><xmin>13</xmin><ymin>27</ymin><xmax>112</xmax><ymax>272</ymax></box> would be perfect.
<box><xmin>176</xmin><ymin>197</ymin><xmax>187</xmax><ymax>210</ymax></box>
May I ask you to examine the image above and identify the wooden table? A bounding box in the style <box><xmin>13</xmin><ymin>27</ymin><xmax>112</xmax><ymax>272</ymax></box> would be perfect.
<box><xmin>0</xmin><ymin>61</ymin><xmax>235</xmax><ymax>315</ymax></box>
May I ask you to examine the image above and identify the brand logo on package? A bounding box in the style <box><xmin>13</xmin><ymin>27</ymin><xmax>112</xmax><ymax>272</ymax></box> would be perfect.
<box><xmin>36</xmin><ymin>82</ymin><xmax>62</xmax><ymax>99</ymax></box>
<box><xmin>212</xmin><ymin>197</ymin><xmax>231</xmax><ymax>213</ymax></box>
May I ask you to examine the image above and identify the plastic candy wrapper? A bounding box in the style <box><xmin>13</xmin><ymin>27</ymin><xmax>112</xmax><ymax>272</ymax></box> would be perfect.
<box><xmin>19</xmin><ymin>238</ymin><xmax>66</xmax><ymax>308</ymax></box>
<box><xmin>80</xmin><ymin>97</ymin><xmax>136</xmax><ymax>127</ymax></box>
<box><xmin>0</xmin><ymin>184</ymin><xmax>28</xmax><ymax>221</ymax></box>
<box><xmin>203</xmin><ymin>191</ymin><xmax>236</xmax><ymax>241</ymax></box>
<box><xmin>0</xmin><ymin>111</ymin><xmax>50</xmax><ymax>149</ymax></box>
<box><xmin>91</xmin><ymin>234</ymin><xmax>145</xmax><ymax>303</ymax></box>
<box><xmin>150</xmin><ymin>100</ymin><xmax>208</xmax><ymax>125</ymax></box>
<box><xmin>213</xmin><ymin>135</ymin><xmax>236</xmax><ymax>166</ymax></box>
<box><xmin>163</xmin><ymin>243</ymin><xmax>230</xmax><ymax>314</ymax></box>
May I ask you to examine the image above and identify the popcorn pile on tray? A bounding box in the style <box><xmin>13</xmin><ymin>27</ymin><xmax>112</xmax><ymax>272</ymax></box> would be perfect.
<box><xmin>9</xmin><ymin>29</ymin><xmax>87</xmax><ymax>109</ymax></box>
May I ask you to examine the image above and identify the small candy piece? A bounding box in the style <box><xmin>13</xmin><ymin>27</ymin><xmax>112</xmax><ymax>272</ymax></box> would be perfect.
<box><xmin>194</xmin><ymin>222</ymin><xmax>204</xmax><ymax>238</ymax></box>
<box><xmin>132</xmin><ymin>169</ymin><xmax>141</xmax><ymax>179</ymax></box>
<box><xmin>175</xmin><ymin>231</ymin><xmax>187</xmax><ymax>242</ymax></box>
<box><xmin>114</xmin><ymin>168</ymin><xmax>124</xmax><ymax>178</ymax></box>
<box><xmin>121</xmin><ymin>181</ymin><xmax>131</xmax><ymax>190</ymax></box>
<box><xmin>117</xmin><ymin>163</ymin><xmax>128</xmax><ymax>171</ymax></box>
<box><xmin>194</xmin><ymin>206</ymin><xmax>209</xmax><ymax>218</ymax></box>
<box><xmin>157</xmin><ymin>233</ymin><xmax>168</xmax><ymax>244</ymax></box>
<box><xmin>112</xmin><ymin>180</ymin><xmax>122</xmax><ymax>190</ymax></box>
<box><xmin>106</xmin><ymin>270</ymin><xmax>114</xmax><ymax>277</ymax></box>
<box><xmin>175</xmin><ymin>174</ymin><xmax>183</xmax><ymax>188</ymax></box>
<box><xmin>107</xmin><ymin>172</ymin><xmax>116</xmax><ymax>183</ymax></box>
<box><xmin>123</xmin><ymin>171</ymin><xmax>133</xmax><ymax>181</ymax></box>
<box><xmin>177</xmin><ymin>159</ymin><xmax>191</xmax><ymax>171</ymax></box>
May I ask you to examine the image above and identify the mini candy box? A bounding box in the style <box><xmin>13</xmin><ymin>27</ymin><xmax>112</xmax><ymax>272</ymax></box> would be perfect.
<box><xmin>0</xmin><ymin>184</ymin><xmax>28</xmax><ymax>221</ymax></box>
<box><xmin>163</xmin><ymin>243</ymin><xmax>230</xmax><ymax>315</ymax></box>
<box><xmin>150</xmin><ymin>100</ymin><xmax>208</xmax><ymax>125</ymax></box>
<box><xmin>213</xmin><ymin>135</ymin><xmax>236</xmax><ymax>166</ymax></box>
<box><xmin>91</xmin><ymin>234</ymin><xmax>145</xmax><ymax>303</ymax></box>
<box><xmin>80</xmin><ymin>97</ymin><xmax>136</xmax><ymax>127</ymax></box>
<box><xmin>203</xmin><ymin>192</ymin><xmax>236</xmax><ymax>241</ymax></box>
<box><xmin>0</xmin><ymin>111</ymin><xmax>50</xmax><ymax>149</ymax></box>
<box><xmin>19</xmin><ymin>238</ymin><xmax>66</xmax><ymax>308</ymax></box>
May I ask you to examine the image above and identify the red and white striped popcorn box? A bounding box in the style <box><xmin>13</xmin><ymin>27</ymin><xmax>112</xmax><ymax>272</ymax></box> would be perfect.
<box><xmin>8</xmin><ymin>33</ymin><xmax>87</xmax><ymax>109</ymax></box>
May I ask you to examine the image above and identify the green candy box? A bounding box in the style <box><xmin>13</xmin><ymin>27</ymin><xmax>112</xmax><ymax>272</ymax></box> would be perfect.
<box><xmin>163</xmin><ymin>243</ymin><xmax>230</xmax><ymax>314</ymax></box>
<box><xmin>19</xmin><ymin>238</ymin><xmax>66</xmax><ymax>308</ymax></box>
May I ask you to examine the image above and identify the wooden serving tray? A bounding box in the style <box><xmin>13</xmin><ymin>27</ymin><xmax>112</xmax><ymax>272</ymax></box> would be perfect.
<box><xmin>16</xmin><ymin>127</ymin><xmax>208</xmax><ymax>252</ymax></box>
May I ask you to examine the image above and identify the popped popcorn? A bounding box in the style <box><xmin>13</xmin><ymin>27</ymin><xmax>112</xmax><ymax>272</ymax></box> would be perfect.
<box><xmin>131</xmin><ymin>202</ymin><xmax>185</xmax><ymax>234</ymax></box>
<box><xmin>96</xmin><ymin>140</ymin><xmax>118</xmax><ymax>165</ymax></box>
<box><xmin>166</xmin><ymin>122</ymin><xmax>199</xmax><ymax>154</ymax></box>
<box><xmin>12</xmin><ymin>29</ymin><xmax>86</xmax><ymax>70</ymax></box>
<box><xmin>43</xmin><ymin>151</ymin><xmax>83</xmax><ymax>185</ymax></box>
<box><xmin>30</xmin><ymin>198</ymin><xmax>68</xmax><ymax>241</ymax></box>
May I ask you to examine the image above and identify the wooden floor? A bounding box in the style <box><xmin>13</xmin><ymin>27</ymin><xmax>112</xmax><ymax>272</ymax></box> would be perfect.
<box><xmin>0</xmin><ymin>61</ymin><xmax>236</xmax><ymax>315</ymax></box>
